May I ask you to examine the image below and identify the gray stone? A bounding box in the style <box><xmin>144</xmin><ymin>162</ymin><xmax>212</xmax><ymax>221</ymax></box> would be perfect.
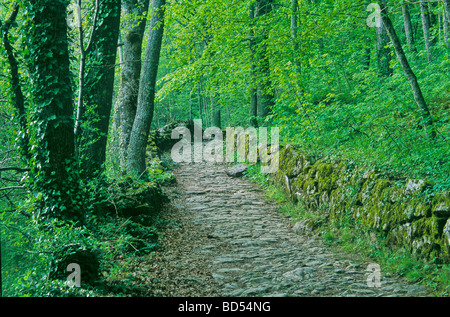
<box><xmin>226</xmin><ymin>164</ymin><xmax>248</xmax><ymax>177</ymax></box>
<box><xmin>292</xmin><ymin>220</ymin><xmax>314</xmax><ymax>234</ymax></box>
<box><xmin>282</xmin><ymin>267</ymin><xmax>314</xmax><ymax>282</ymax></box>
<box><xmin>405</xmin><ymin>179</ymin><xmax>426</xmax><ymax>194</ymax></box>
<box><xmin>432</xmin><ymin>203</ymin><xmax>450</xmax><ymax>218</ymax></box>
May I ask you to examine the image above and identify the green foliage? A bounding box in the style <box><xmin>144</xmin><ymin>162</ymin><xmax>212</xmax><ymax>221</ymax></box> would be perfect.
<box><xmin>1</xmin><ymin>0</ymin><xmax>450</xmax><ymax>297</ymax></box>
<box><xmin>0</xmin><ymin>210</ymin><xmax>101</xmax><ymax>296</ymax></box>
<box><xmin>243</xmin><ymin>162</ymin><xmax>269</xmax><ymax>188</ymax></box>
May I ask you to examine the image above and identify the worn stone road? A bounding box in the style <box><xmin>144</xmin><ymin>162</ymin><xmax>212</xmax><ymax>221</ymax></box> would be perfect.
<box><xmin>152</xmin><ymin>158</ymin><xmax>433</xmax><ymax>297</ymax></box>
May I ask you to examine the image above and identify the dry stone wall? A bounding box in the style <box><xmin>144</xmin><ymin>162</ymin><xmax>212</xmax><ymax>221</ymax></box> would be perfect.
<box><xmin>270</xmin><ymin>144</ymin><xmax>450</xmax><ymax>263</ymax></box>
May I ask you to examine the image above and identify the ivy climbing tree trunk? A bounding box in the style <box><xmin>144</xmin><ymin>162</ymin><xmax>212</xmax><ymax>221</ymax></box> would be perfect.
<box><xmin>127</xmin><ymin>0</ymin><xmax>166</xmax><ymax>176</ymax></box>
<box><xmin>26</xmin><ymin>0</ymin><xmax>82</xmax><ymax>222</ymax></box>
<box><xmin>116</xmin><ymin>0</ymin><xmax>150</xmax><ymax>170</ymax></box>
<box><xmin>79</xmin><ymin>0</ymin><xmax>121</xmax><ymax>176</ymax></box>
<box><xmin>379</xmin><ymin>1</ymin><xmax>436</xmax><ymax>139</ymax></box>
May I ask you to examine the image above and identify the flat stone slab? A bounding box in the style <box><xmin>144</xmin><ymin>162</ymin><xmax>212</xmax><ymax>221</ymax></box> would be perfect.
<box><xmin>225</xmin><ymin>164</ymin><xmax>248</xmax><ymax>178</ymax></box>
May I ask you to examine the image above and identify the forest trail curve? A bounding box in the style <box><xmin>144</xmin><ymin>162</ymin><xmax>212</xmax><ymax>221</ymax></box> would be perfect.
<box><xmin>148</xmin><ymin>159</ymin><xmax>433</xmax><ymax>297</ymax></box>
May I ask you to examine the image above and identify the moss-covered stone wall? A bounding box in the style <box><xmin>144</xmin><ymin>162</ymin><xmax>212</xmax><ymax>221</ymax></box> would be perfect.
<box><xmin>270</xmin><ymin>144</ymin><xmax>450</xmax><ymax>263</ymax></box>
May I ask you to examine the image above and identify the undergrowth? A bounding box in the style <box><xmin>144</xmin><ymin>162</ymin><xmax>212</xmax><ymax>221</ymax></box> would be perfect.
<box><xmin>0</xmin><ymin>156</ymin><xmax>174</xmax><ymax>297</ymax></box>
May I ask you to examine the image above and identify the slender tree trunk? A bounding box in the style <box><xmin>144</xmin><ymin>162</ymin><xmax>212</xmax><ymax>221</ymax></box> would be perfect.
<box><xmin>376</xmin><ymin>4</ymin><xmax>392</xmax><ymax>78</ymax></box>
<box><xmin>27</xmin><ymin>0</ymin><xmax>82</xmax><ymax>222</ymax></box>
<box><xmin>444</xmin><ymin>7</ymin><xmax>450</xmax><ymax>47</ymax></box>
<box><xmin>444</xmin><ymin>0</ymin><xmax>450</xmax><ymax>24</ymax></box>
<box><xmin>212</xmin><ymin>110</ymin><xmax>221</xmax><ymax>129</ymax></box>
<box><xmin>74</xmin><ymin>0</ymin><xmax>91</xmax><ymax>146</ymax></box>
<box><xmin>117</xmin><ymin>0</ymin><xmax>150</xmax><ymax>170</ymax></box>
<box><xmin>189</xmin><ymin>89</ymin><xmax>193</xmax><ymax>120</ymax></box>
<box><xmin>127</xmin><ymin>0</ymin><xmax>166</xmax><ymax>176</ymax></box>
<box><xmin>249</xmin><ymin>3</ymin><xmax>258</xmax><ymax>127</ymax></box>
<box><xmin>402</xmin><ymin>1</ymin><xmax>416</xmax><ymax>51</ymax></box>
<box><xmin>197</xmin><ymin>83</ymin><xmax>203</xmax><ymax>120</ymax></box>
<box><xmin>203</xmin><ymin>93</ymin><xmax>209</xmax><ymax>126</ymax></box>
<box><xmin>420</xmin><ymin>1</ymin><xmax>432</xmax><ymax>62</ymax></box>
<box><xmin>255</xmin><ymin>0</ymin><xmax>275</xmax><ymax>119</ymax></box>
<box><xmin>379</xmin><ymin>1</ymin><xmax>436</xmax><ymax>139</ymax></box>
<box><xmin>290</xmin><ymin>0</ymin><xmax>301</xmax><ymax>75</ymax></box>
<box><xmin>444</xmin><ymin>0</ymin><xmax>450</xmax><ymax>47</ymax></box>
<box><xmin>0</xmin><ymin>3</ymin><xmax>29</xmax><ymax>159</ymax></box>
<box><xmin>80</xmin><ymin>0</ymin><xmax>121</xmax><ymax>176</ymax></box>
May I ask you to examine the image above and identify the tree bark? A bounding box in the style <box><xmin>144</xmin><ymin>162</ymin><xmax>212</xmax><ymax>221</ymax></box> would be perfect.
<box><xmin>444</xmin><ymin>0</ymin><xmax>450</xmax><ymax>24</ymax></box>
<box><xmin>255</xmin><ymin>0</ymin><xmax>275</xmax><ymax>119</ymax></box>
<box><xmin>212</xmin><ymin>110</ymin><xmax>221</xmax><ymax>129</ymax></box>
<box><xmin>402</xmin><ymin>1</ymin><xmax>415</xmax><ymax>51</ymax></box>
<box><xmin>127</xmin><ymin>0</ymin><xmax>166</xmax><ymax>176</ymax></box>
<box><xmin>197</xmin><ymin>83</ymin><xmax>203</xmax><ymax>121</ymax></box>
<box><xmin>420</xmin><ymin>1</ymin><xmax>432</xmax><ymax>62</ymax></box>
<box><xmin>0</xmin><ymin>3</ymin><xmax>29</xmax><ymax>159</ymax></box>
<box><xmin>444</xmin><ymin>0</ymin><xmax>450</xmax><ymax>47</ymax></box>
<box><xmin>116</xmin><ymin>0</ymin><xmax>150</xmax><ymax>170</ymax></box>
<box><xmin>79</xmin><ymin>0</ymin><xmax>121</xmax><ymax>176</ymax></box>
<box><xmin>27</xmin><ymin>0</ymin><xmax>81</xmax><ymax>222</ymax></box>
<box><xmin>379</xmin><ymin>1</ymin><xmax>435</xmax><ymax>139</ymax></box>
<box><xmin>249</xmin><ymin>3</ymin><xmax>258</xmax><ymax>127</ymax></box>
<box><xmin>376</xmin><ymin>3</ymin><xmax>392</xmax><ymax>78</ymax></box>
<box><xmin>291</xmin><ymin>0</ymin><xmax>301</xmax><ymax>75</ymax></box>
<box><xmin>444</xmin><ymin>8</ymin><xmax>450</xmax><ymax>47</ymax></box>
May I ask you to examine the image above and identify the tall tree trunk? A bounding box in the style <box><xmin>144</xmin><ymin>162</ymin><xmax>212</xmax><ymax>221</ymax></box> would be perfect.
<box><xmin>0</xmin><ymin>3</ymin><xmax>29</xmax><ymax>159</ymax></box>
<box><xmin>255</xmin><ymin>0</ymin><xmax>275</xmax><ymax>119</ymax></box>
<box><xmin>197</xmin><ymin>83</ymin><xmax>203</xmax><ymax>120</ymax></box>
<box><xmin>212</xmin><ymin>110</ymin><xmax>221</xmax><ymax>129</ymax></box>
<box><xmin>27</xmin><ymin>0</ymin><xmax>82</xmax><ymax>222</ymax></box>
<box><xmin>203</xmin><ymin>93</ymin><xmax>209</xmax><ymax>126</ymax></box>
<box><xmin>376</xmin><ymin>4</ymin><xmax>392</xmax><ymax>78</ymax></box>
<box><xmin>379</xmin><ymin>1</ymin><xmax>436</xmax><ymax>139</ymax></box>
<box><xmin>189</xmin><ymin>89</ymin><xmax>193</xmax><ymax>120</ymax></box>
<box><xmin>116</xmin><ymin>0</ymin><xmax>150</xmax><ymax>170</ymax></box>
<box><xmin>127</xmin><ymin>0</ymin><xmax>166</xmax><ymax>176</ymax></box>
<box><xmin>444</xmin><ymin>0</ymin><xmax>450</xmax><ymax>24</ymax></box>
<box><xmin>290</xmin><ymin>0</ymin><xmax>301</xmax><ymax>75</ymax></box>
<box><xmin>74</xmin><ymin>0</ymin><xmax>92</xmax><ymax>146</ymax></box>
<box><xmin>444</xmin><ymin>6</ymin><xmax>450</xmax><ymax>47</ymax></box>
<box><xmin>420</xmin><ymin>1</ymin><xmax>432</xmax><ymax>62</ymax></box>
<box><xmin>79</xmin><ymin>0</ymin><xmax>121</xmax><ymax>176</ymax></box>
<box><xmin>249</xmin><ymin>3</ymin><xmax>258</xmax><ymax>127</ymax></box>
<box><xmin>444</xmin><ymin>0</ymin><xmax>450</xmax><ymax>47</ymax></box>
<box><xmin>402</xmin><ymin>1</ymin><xmax>416</xmax><ymax>51</ymax></box>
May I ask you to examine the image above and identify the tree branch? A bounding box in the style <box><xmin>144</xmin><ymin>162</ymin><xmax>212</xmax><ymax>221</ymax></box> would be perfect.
<box><xmin>0</xmin><ymin>2</ymin><xmax>30</xmax><ymax>158</ymax></box>
<box><xmin>0</xmin><ymin>186</ymin><xmax>25</xmax><ymax>191</ymax></box>
<box><xmin>3</xmin><ymin>1</ymin><xmax>19</xmax><ymax>30</ymax></box>
<box><xmin>0</xmin><ymin>167</ymin><xmax>30</xmax><ymax>172</ymax></box>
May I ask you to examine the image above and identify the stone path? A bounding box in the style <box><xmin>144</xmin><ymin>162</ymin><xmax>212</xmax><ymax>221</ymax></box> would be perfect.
<box><xmin>159</xmin><ymin>159</ymin><xmax>433</xmax><ymax>297</ymax></box>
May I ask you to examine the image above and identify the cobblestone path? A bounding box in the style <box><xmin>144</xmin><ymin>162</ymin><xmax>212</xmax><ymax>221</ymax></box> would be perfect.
<box><xmin>155</xmin><ymin>159</ymin><xmax>433</xmax><ymax>297</ymax></box>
